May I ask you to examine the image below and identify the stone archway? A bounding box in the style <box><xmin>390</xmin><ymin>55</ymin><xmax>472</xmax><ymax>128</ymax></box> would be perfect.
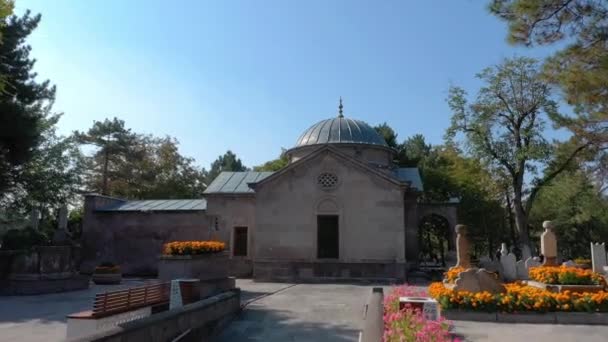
<box><xmin>418</xmin><ymin>213</ymin><xmax>451</xmax><ymax>266</ymax></box>
<box><xmin>417</xmin><ymin>202</ymin><xmax>458</xmax><ymax>250</ymax></box>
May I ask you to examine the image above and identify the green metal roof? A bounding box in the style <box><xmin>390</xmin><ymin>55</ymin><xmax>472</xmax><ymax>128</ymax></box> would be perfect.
<box><xmin>293</xmin><ymin>116</ymin><xmax>388</xmax><ymax>149</ymax></box>
<box><xmin>392</xmin><ymin>168</ymin><xmax>423</xmax><ymax>191</ymax></box>
<box><xmin>203</xmin><ymin>171</ymin><xmax>274</xmax><ymax>194</ymax></box>
<box><xmin>97</xmin><ymin>199</ymin><xmax>207</xmax><ymax>212</ymax></box>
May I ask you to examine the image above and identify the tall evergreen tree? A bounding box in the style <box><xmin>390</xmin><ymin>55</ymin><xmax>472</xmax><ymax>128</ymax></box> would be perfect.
<box><xmin>74</xmin><ymin>118</ymin><xmax>136</xmax><ymax>195</ymax></box>
<box><xmin>0</xmin><ymin>11</ymin><xmax>56</xmax><ymax>196</ymax></box>
<box><xmin>490</xmin><ymin>0</ymin><xmax>608</xmax><ymax>150</ymax></box>
<box><xmin>207</xmin><ymin>150</ymin><xmax>247</xmax><ymax>182</ymax></box>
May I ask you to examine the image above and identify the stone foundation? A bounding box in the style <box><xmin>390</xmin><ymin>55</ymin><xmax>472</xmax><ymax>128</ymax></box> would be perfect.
<box><xmin>158</xmin><ymin>252</ymin><xmax>229</xmax><ymax>281</ymax></box>
<box><xmin>253</xmin><ymin>259</ymin><xmax>408</xmax><ymax>282</ymax></box>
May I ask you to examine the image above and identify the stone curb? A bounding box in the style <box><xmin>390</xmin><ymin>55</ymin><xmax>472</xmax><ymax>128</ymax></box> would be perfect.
<box><xmin>443</xmin><ymin>310</ymin><xmax>608</xmax><ymax>325</ymax></box>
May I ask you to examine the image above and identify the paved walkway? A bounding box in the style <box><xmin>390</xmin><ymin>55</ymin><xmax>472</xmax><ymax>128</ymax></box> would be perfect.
<box><xmin>216</xmin><ymin>280</ymin><xmax>378</xmax><ymax>342</ymax></box>
<box><xmin>2</xmin><ymin>279</ymin><xmax>608</xmax><ymax>342</ymax></box>
<box><xmin>220</xmin><ymin>279</ymin><xmax>608</xmax><ymax>342</ymax></box>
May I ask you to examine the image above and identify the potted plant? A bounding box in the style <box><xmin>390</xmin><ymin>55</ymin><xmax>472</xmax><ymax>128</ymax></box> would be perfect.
<box><xmin>158</xmin><ymin>241</ymin><xmax>228</xmax><ymax>281</ymax></box>
<box><xmin>92</xmin><ymin>262</ymin><xmax>122</xmax><ymax>285</ymax></box>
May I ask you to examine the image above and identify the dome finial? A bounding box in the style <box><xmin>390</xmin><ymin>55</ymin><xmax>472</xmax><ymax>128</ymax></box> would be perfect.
<box><xmin>338</xmin><ymin>97</ymin><xmax>344</xmax><ymax>118</ymax></box>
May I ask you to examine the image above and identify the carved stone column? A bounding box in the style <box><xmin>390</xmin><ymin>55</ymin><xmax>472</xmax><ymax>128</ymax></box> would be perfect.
<box><xmin>455</xmin><ymin>224</ymin><xmax>471</xmax><ymax>268</ymax></box>
<box><xmin>541</xmin><ymin>221</ymin><xmax>558</xmax><ymax>266</ymax></box>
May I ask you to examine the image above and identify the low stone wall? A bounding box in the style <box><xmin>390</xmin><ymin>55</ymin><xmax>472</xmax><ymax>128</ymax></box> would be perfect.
<box><xmin>443</xmin><ymin>310</ymin><xmax>608</xmax><ymax>325</ymax></box>
<box><xmin>72</xmin><ymin>289</ymin><xmax>241</xmax><ymax>342</ymax></box>
<box><xmin>253</xmin><ymin>259</ymin><xmax>408</xmax><ymax>282</ymax></box>
<box><xmin>0</xmin><ymin>246</ymin><xmax>88</xmax><ymax>295</ymax></box>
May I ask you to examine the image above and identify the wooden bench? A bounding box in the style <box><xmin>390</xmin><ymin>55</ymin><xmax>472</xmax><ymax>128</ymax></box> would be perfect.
<box><xmin>67</xmin><ymin>281</ymin><xmax>200</xmax><ymax>340</ymax></box>
<box><xmin>68</xmin><ymin>280</ymin><xmax>201</xmax><ymax>319</ymax></box>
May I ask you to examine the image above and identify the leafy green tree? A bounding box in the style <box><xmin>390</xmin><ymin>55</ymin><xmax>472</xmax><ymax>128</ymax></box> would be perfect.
<box><xmin>74</xmin><ymin>118</ymin><xmax>137</xmax><ymax>195</ymax></box>
<box><xmin>10</xmin><ymin>114</ymin><xmax>85</xmax><ymax>210</ymax></box>
<box><xmin>76</xmin><ymin>119</ymin><xmax>207</xmax><ymax>199</ymax></box>
<box><xmin>401</xmin><ymin>134</ymin><xmax>432</xmax><ymax>168</ymax></box>
<box><xmin>374</xmin><ymin>123</ymin><xmax>399</xmax><ymax>149</ymax></box>
<box><xmin>446</xmin><ymin>57</ymin><xmax>588</xmax><ymax>250</ymax></box>
<box><xmin>0</xmin><ymin>11</ymin><xmax>56</xmax><ymax>195</ymax></box>
<box><xmin>529</xmin><ymin>167</ymin><xmax>608</xmax><ymax>259</ymax></box>
<box><xmin>253</xmin><ymin>149</ymin><xmax>289</xmax><ymax>171</ymax></box>
<box><xmin>207</xmin><ymin>150</ymin><xmax>247</xmax><ymax>182</ymax></box>
<box><xmin>490</xmin><ymin>0</ymin><xmax>608</xmax><ymax>149</ymax></box>
<box><xmin>111</xmin><ymin>136</ymin><xmax>207</xmax><ymax>199</ymax></box>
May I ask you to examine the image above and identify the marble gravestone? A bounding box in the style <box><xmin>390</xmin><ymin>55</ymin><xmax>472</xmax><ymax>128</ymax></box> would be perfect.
<box><xmin>541</xmin><ymin>221</ymin><xmax>558</xmax><ymax>266</ymax></box>
<box><xmin>500</xmin><ymin>243</ymin><xmax>517</xmax><ymax>282</ymax></box>
<box><xmin>521</xmin><ymin>245</ymin><xmax>532</xmax><ymax>261</ymax></box>
<box><xmin>453</xmin><ymin>268</ymin><xmax>506</xmax><ymax>294</ymax></box>
<box><xmin>455</xmin><ymin>225</ymin><xmax>471</xmax><ymax>269</ymax></box>
<box><xmin>591</xmin><ymin>243</ymin><xmax>607</xmax><ymax>274</ymax></box>
<box><xmin>516</xmin><ymin>260</ymin><xmax>528</xmax><ymax>280</ymax></box>
<box><xmin>525</xmin><ymin>257</ymin><xmax>541</xmax><ymax>270</ymax></box>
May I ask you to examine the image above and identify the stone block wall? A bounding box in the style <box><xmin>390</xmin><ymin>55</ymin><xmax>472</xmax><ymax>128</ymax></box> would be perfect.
<box><xmin>81</xmin><ymin>194</ymin><xmax>212</xmax><ymax>275</ymax></box>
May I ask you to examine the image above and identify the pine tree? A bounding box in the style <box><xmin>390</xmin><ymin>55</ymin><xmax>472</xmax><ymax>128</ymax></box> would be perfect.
<box><xmin>0</xmin><ymin>11</ymin><xmax>56</xmax><ymax>195</ymax></box>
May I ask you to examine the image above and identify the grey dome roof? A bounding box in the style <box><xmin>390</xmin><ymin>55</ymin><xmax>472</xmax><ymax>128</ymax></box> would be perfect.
<box><xmin>293</xmin><ymin>116</ymin><xmax>388</xmax><ymax>148</ymax></box>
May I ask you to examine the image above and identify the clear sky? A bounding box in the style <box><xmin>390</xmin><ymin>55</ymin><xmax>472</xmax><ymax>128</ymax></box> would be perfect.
<box><xmin>17</xmin><ymin>0</ymin><xmax>561</xmax><ymax>169</ymax></box>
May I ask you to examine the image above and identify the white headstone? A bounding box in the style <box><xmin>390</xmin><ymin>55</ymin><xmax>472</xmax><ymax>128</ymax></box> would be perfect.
<box><xmin>591</xmin><ymin>243</ymin><xmax>607</xmax><ymax>274</ymax></box>
<box><xmin>522</xmin><ymin>245</ymin><xmax>532</xmax><ymax>261</ymax></box>
<box><xmin>562</xmin><ymin>260</ymin><xmax>576</xmax><ymax>267</ymax></box>
<box><xmin>500</xmin><ymin>245</ymin><xmax>517</xmax><ymax>282</ymax></box>
<box><xmin>516</xmin><ymin>260</ymin><xmax>528</xmax><ymax>280</ymax></box>
<box><xmin>525</xmin><ymin>257</ymin><xmax>541</xmax><ymax>270</ymax></box>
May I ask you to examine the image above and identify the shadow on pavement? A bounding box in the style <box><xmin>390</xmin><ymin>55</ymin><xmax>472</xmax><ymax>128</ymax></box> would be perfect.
<box><xmin>214</xmin><ymin>306</ymin><xmax>359</xmax><ymax>342</ymax></box>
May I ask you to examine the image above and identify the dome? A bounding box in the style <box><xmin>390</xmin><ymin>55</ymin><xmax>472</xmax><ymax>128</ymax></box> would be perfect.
<box><xmin>293</xmin><ymin>116</ymin><xmax>388</xmax><ymax>148</ymax></box>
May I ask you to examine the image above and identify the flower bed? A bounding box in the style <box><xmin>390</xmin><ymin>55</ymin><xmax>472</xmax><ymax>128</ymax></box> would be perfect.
<box><xmin>443</xmin><ymin>266</ymin><xmax>466</xmax><ymax>284</ymax></box>
<box><xmin>529</xmin><ymin>266</ymin><xmax>604</xmax><ymax>285</ymax></box>
<box><xmin>159</xmin><ymin>241</ymin><xmax>228</xmax><ymax>281</ymax></box>
<box><xmin>384</xmin><ymin>285</ymin><xmax>455</xmax><ymax>342</ymax></box>
<box><xmin>162</xmin><ymin>241</ymin><xmax>225</xmax><ymax>256</ymax></box>
<box><xmin>429</xmin><ymin>282</ymin><xmax>608</xmax><ymax>313</ymax></box>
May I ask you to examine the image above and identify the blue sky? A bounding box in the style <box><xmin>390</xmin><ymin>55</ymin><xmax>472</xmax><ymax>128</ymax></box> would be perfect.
<box><xmin>18</xmin><ymin>0</ymin><xmax>561</xmax><ymax>168</ymax></box>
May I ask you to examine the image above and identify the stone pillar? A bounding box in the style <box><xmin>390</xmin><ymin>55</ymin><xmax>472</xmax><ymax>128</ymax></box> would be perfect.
<box><xmin>58</xmin><ymin>205</ymin><xmax>68</xmax><ymax>232</ymax></box>
<box><xmin>30</xmin><ymin>208</ymin><xmax>40</xmax><ymax>230</ymax></box>
<box><xmin>541</xmin><ymin>221</ymin><xmax>558</xmax><ymax>266</ymax></box>
<box><xmin>591</xmin><ymin>243</ymin><xmax>607</xmax><ymax>274</ymax></box>
<box><xmin>455</xmin><ymin>224</ymin><xmax>470</xmax><ymax>268</ymax></box>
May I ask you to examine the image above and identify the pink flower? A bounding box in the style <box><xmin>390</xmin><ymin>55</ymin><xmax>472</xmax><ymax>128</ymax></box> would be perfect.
<box><xmin>383</xmin><ymin>284</ymin><xmax>456</xmax><ymax>342</ymax></box>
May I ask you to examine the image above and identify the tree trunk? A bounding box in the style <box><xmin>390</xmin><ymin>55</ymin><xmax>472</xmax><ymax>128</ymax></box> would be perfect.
<box><xmin>512</xmin><ymin>194</ymin><xmax>531</xmax><ymax>251</ymax></box>
<box><xmin>102</xmin><ymin>149</ymin><xmax>109</xmax><ymax>195</ymax></box>
<box><xmin>505</xmin><ymin>191</ymin><xmax>517</xmax><ymax>247</ymax></box>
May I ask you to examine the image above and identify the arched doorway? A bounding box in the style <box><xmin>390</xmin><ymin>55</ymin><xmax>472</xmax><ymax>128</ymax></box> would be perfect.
<box><xmin>418</xmin><ymin>214</ymin><xmax>451</xmax><ymax>266</ymax></box>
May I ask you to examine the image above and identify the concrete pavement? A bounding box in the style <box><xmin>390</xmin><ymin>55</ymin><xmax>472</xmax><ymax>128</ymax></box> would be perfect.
<box><xmin>2</xmin><ymin>278</ymin><xmax>608</xmax><ymax>341</ymax></box>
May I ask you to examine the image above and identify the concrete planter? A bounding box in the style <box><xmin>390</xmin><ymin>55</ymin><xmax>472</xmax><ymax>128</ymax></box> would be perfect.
<box><xmin>158</xmin><ymin>251</ymin><xmax>228</xmax><ymax>281</ymax></box>
<box><xmin>526</xmin><ymin>280</ymin><xmax>605</xmax><ymax>293</ymax></box>
<box><xmin>92</xmin><ymin>273</ymin><xmax>122</xmax><ymax>285</ymax></box>
<box><xmin>442</xmin><ymin>310</ymin><xmax>608</xmax><ymax>325</ymax></box>
<box><xmin>496</xmin><ymin>312</ymin><xmax>556</xmax><ymax>324</ymax></box>
<box><xmin>441</xmin><ymin>310</ymin><xmax>497</xmax><ymax>322</ymax></box>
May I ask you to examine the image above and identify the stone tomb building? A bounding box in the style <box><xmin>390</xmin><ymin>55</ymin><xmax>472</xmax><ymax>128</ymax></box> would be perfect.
<box><xmin>82</xmin><ymin>108</ymin><xmax>456</xmax><ymax>281</ymax></box>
